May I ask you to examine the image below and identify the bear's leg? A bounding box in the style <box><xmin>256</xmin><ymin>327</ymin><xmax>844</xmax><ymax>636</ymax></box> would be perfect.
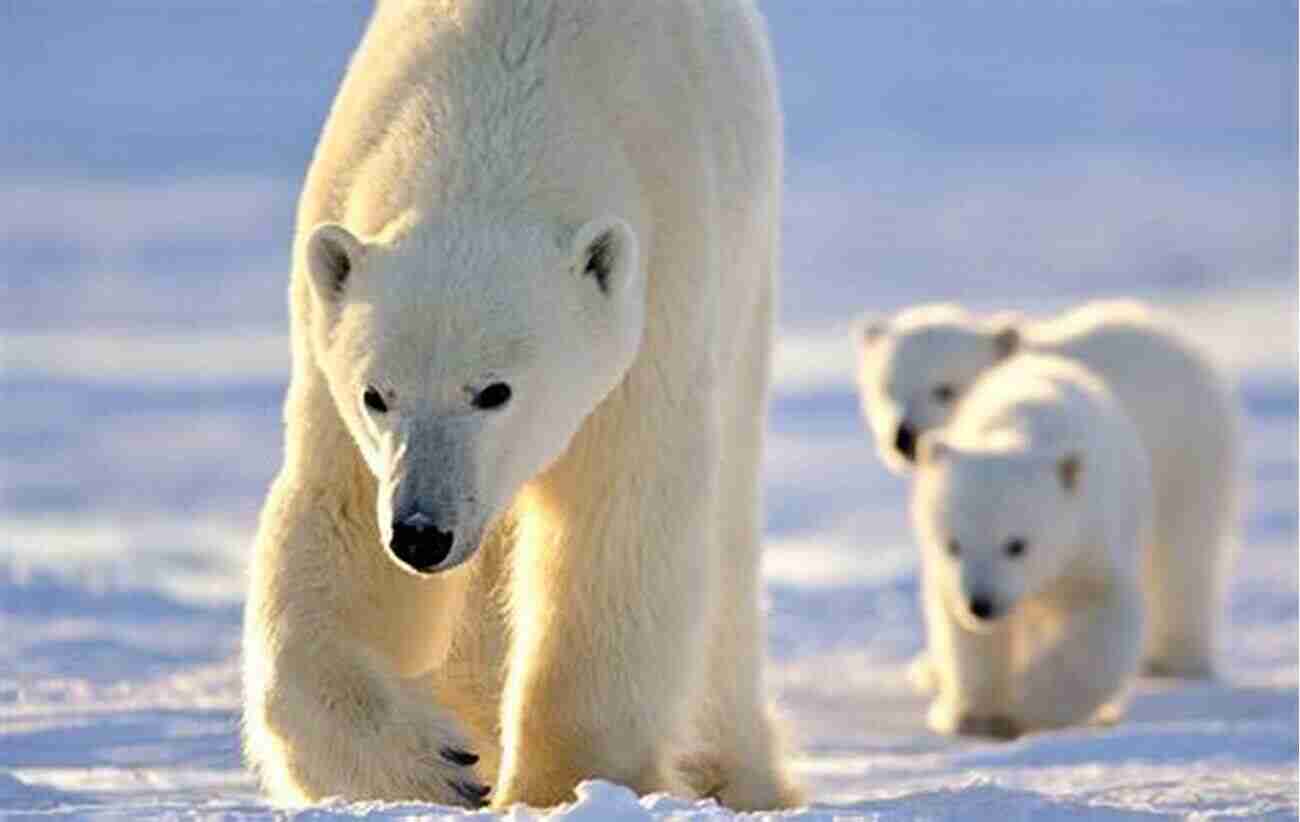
<box><xmin>243</xmin><ymin>478</ymin><xmax>485</xmax><ymax>806</ymax></box>
<box><xmin>906</xmin><ymin>572</ymin><xmax>942</xmax><ymax>696</ymax></box>
<box><xmin>1140</xmin><ymin>479</ymin><xmax>1226</xmax><ymax>678</ymax></box>
<box><xmin>680</xmin><ymin>286</ymin><xmax>803</xmax><ymax>811</ymax></box>
<box><xmin>1014</xmin><ymin>577</ymin><xmax>1144</xmax><ymax>731</ymax></box>
<box><xmin>907</xmin><ymin>652</ymin><xmax>939</xmax><ymax>695</ymax></box>
<box><xmin>493</xmin><ymin>388</ymin><xmax>717</xmax><ymax>808</ymax></box>
<box><xmin>922</xmin><ymin>573</ymin><xmax>1016</xmax><ymax>738</ymax></box>
<box><xmin>425</xmin><ymin>527</ymin><xmax>513</xmax><ymax>787</ymax></box>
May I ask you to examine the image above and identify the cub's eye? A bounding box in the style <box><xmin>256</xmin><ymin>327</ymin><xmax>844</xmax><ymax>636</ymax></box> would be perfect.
<box><xmin>946</xmin><ymin>539</ymin><xmax>960</xmax><ymax>557</ymax></box>
<box><xmin>932</xmin><ymin>384</ymin><xmax>957</xmax><ymax>404</ymax></box>
<box><xmin>1005</xmin><ymin>538</ymin><xmax>1027</xmax><ymax>558</ymax></box>
<box><xmin>363</xmin><ymin>387</ymin><xmax>388</xmax><ymax>414</ymax></box>
<box><xmin>472</xmin><ymin>382</ymin><xmax>512</xmax><ymax>411</ymax></box>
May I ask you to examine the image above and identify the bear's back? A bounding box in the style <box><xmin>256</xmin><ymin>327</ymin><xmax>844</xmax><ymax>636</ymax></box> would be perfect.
<box><xmin>1024</xmin><ymin>300</ymin><xmax>1236</xmax><ymax>488</ymax></box>
<box><xmin>297</xmin><ymin>0</ymin><xmax>777</xmax><ymax>238</ymax></box>
<box><xmin>947</xmin><ymin>354</ymin><xmax>1124</xmax><ymax>454</ymax></box>
<box><xmin>949</xmin><ymin>353</ymin><xmax>1151</xmax><ymax>532</ymax></box>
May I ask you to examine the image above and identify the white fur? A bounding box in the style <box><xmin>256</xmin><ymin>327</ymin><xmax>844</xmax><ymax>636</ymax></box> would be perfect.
<box><xmin>857</xmin><ymin>300</ymin><xmax>1238</xmax><ymax>678</ymax></box>
<box><xmin>911</xmin><ymin>353</ymin><xmax>1151</xmax><ymax>736</ymax></box>
<box><xmin>242</xmin><ymin>0</ymin><xmax>800</xmax><ymax>811</ymax></box>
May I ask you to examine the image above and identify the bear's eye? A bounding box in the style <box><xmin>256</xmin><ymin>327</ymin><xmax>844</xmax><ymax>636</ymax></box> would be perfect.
<box><xmin>472</xmin><ymin>382</ymin><xmax>512</xmax><ymax>411</ymax></box>
<box><xmin>946</xmin><ymin>539</ymin><xmax>960</xmax><ymax>557</ymax></box>
<box><xmin>932</xmin><ymin>384</ymin><xmax>957</xmax><ymax>404</ymax></box>
<box><xmin>1005</xmin><ymin>538</ymin><xmax>1027</xmax><ymax>558</ymax></box>
<box><xmin>363</xmin><ymin>387</ymin><xmax>388</xmax><ymax>414</ymax></box>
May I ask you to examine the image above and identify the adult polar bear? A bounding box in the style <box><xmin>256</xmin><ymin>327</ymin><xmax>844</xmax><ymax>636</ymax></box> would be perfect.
<box><xmin>243</xmin><ymin>0</ymin><xmax>798</xmax><ymax>811</ymax></box>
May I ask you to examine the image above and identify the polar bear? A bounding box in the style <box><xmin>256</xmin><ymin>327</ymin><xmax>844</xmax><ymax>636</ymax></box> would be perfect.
<box><xmin>241</xmin><ymin>0</ymin><xmax>800</xmax><ymax>811</ymax></box>
<box><xmin>911</xmin><ymin>353</ymin><xmax>1151</xmax><ymax>737</ymax></box>
<box><xmin>856</xmin><ymin>300</ymin><xmax>1237</xmax><ymax>678</ymax></box>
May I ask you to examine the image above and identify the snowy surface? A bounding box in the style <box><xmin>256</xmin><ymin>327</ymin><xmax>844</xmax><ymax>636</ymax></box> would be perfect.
<box><xmin>2</xmin><ymin>3</ymin><xmax>1296</xmax><ymax>819</ymax></box>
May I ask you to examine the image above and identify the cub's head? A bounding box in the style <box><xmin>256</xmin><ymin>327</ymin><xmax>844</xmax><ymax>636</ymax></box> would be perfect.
<box><xmin>910</xmin><ymin>435</ymin><xmax>1084</xmax><ymax>632</ymax></box>
<box><xmin>303</xmin><ymin>215</ymin><xmax>643</xmax><ymax>574</ymax></box>
<box><xmin>854</xmin><ymin>305</ymin><xmax>1020</xmax><ymax>473</ymax></box>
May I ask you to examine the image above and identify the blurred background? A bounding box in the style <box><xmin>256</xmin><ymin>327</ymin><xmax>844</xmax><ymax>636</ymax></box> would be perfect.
<box><xmin>0</xmin><ymin>3</ymin><xmax>1295</xmax><ymax>813</ymax></box>
<box><xmin>3</xmin><ymin>2</ymin><xmax>1293</xmax><ymax>601</ymax></box>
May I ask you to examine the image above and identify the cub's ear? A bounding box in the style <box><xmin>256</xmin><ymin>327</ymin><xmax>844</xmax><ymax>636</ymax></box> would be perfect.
<box><xmin>306</xmin><ymin>223</ymin><xmax>365</xmax><ymax>302</ymax></box>
<box><xmin>918</xmin><ymin>433</ymin><xmax>952</xmax><ymax>466</ymax></box>
<box><xmin>1057</xmin><ymin>451</ymin><xmax>1082</xmax><ymax>493</ymax></box>
<box><xmin>854</xmin><ymin>313</ymin><xmax>890</xmax><ymax>348</ymax></box>
<box><xmin>572</xmin><ymin>216</ymin><xmax>639</xmax><ymax>298</ymax></box>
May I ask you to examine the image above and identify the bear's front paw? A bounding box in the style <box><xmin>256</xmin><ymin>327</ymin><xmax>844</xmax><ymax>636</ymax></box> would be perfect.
<box><xmin>954</xmin><ymin>713</ymin><xmax>1021</xmax><ymax>741</ymax></box>
<box><xmin>366</xmin><ymin>704</ymin><xmax>490</xmax><ymax>807</ymax></box>
<box><xmin>926</xmin><ymin>700</ymin><xmax>1020</xmax><ymax>741</ymax></box>
<box><xmin>437</xmin><ymin>747</ymin><xmax>491</xmax><ymax>807</ymax></box>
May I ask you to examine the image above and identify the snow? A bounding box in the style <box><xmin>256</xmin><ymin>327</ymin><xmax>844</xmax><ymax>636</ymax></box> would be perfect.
<box><xmin>2</xmin><ymin>2</ymin><xmax>1295</xmax><ymax>819</ymax></box>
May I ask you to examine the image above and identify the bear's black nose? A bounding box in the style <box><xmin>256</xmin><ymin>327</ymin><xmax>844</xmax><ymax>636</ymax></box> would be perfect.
<box><xmin>390</xmin><ymin>514</ymin><xmax>455</xmax><ymax>572</ymax></box>
<box><xmin>969</xmin><ymin>596</ymin><xmax>996</xmax><ymax>621</ymax></box>
<box><xmin>894</xmin><ymin>422</ymin><xmax>917</xmax><ymax>461</ymax></box>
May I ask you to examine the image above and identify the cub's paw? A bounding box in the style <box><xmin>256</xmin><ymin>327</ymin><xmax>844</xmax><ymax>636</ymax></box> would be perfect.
<box><xmin>1091</xmin><ymin>699</ymin><xmax>1126</xmax><ymax>727</ymax></box>
<box><xmin>1142</xmin><ymin>655</ymin><xmax>1214</xmax><ymax>680</ymax></box>
<box><xmin>926</xmin><ymin>700</ymin><xmax>1020</xmax><ymax>741</ymax></box>
<box><xmin>926</xmin><ymin>699</ymin><xmax>964</xmax><ymax>736</ymax></box>
<box><xmin>954</xmin><ymin>713</ymin><xmax>1021</xmax><ymax>741</ymax></box>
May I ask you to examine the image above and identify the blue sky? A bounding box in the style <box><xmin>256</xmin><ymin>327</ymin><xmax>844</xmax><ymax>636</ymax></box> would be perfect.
<box><xmin>2</xmin><ymin>2</ymin><xmax>1295</xmax><ymax>332</ymax></box>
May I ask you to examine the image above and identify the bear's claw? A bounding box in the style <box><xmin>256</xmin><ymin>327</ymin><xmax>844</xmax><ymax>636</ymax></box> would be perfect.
<box><xmin>450</xmin><ymin>779</ymin><xmax>490</xmax><ymax>806</ymax></box>
<box><xmin>440</xmin><ymin>747</ymin><xmax>480</xmax><ymax>767</ymax></box>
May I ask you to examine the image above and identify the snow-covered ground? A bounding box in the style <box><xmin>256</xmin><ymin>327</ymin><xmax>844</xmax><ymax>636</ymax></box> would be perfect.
<box><xmin>3</xmin><ymin>3</ymin><xmax>1296</xmax><ymax>819</ymax></box>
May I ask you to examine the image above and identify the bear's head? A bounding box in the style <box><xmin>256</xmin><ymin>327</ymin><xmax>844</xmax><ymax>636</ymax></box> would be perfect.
<box><xmin>303</xmin><ymin>214</ymin><xmax>643</xmax><ymax>575</ymax></box>
<box><xmin>855</xmin><ymin>304</ymin><xmax>1020</xmax><ymax>474</ymax></box>
<box><xmin>910</xmin><ymin>434</ymin><xmax>1084</xmax><ymax>632</ymax></box>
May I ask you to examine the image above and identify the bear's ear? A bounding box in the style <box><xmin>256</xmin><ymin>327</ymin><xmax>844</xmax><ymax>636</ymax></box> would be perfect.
<box><xmin>918</xmin><ymin>433</ymin><xmax>951</xmax><ymax>465</ymax></box>
<box><xmin>306</xmin><ymin>223</ymin><xmax>365</xmax><ymax>302</ymax></box>
<box><xmin>1057</xmin><ymin>451</ymin><xmax>1082</xmax><ymax>493</ymax></box>
<box><xmin>572</xmin><ymin>216</ymin><xmax>639</xmax><ymax>298</ymax></box>
<box><xmin>992</xmin><ymin>324</ymin><xmax>1020</xmax><ymax>361</ymax></box>
<box><xmin>854</xmin><ymin>314</ymin><xmax>890</xmax><ymax>348</ymax></box>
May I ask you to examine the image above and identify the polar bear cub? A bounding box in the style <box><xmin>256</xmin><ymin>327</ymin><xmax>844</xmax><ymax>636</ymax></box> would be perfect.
<box><xmin>857</xmin><ymin>300</ymin><xmax>1237</xmax><ymax>677</ymax></box>
<box><xmin>911</xmin><ymin>353</ymin><xmax>1151</xmax><ymax>737</ymax></box>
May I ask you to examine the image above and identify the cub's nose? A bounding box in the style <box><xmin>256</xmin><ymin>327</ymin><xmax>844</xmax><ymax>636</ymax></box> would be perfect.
<box><xmin>894</xmin><ymin>422</ymin><xmax>917</xmax><ymax>461</ymax></box>
<box><xmin>969</xmin><ymin>595</ymin><xmax>996</xmax><ymax>621</ymax></box>
<box><xmin>389</xmin><ymin>512</ymin><xmax>455</xmax><ymax>573</ymax></box>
